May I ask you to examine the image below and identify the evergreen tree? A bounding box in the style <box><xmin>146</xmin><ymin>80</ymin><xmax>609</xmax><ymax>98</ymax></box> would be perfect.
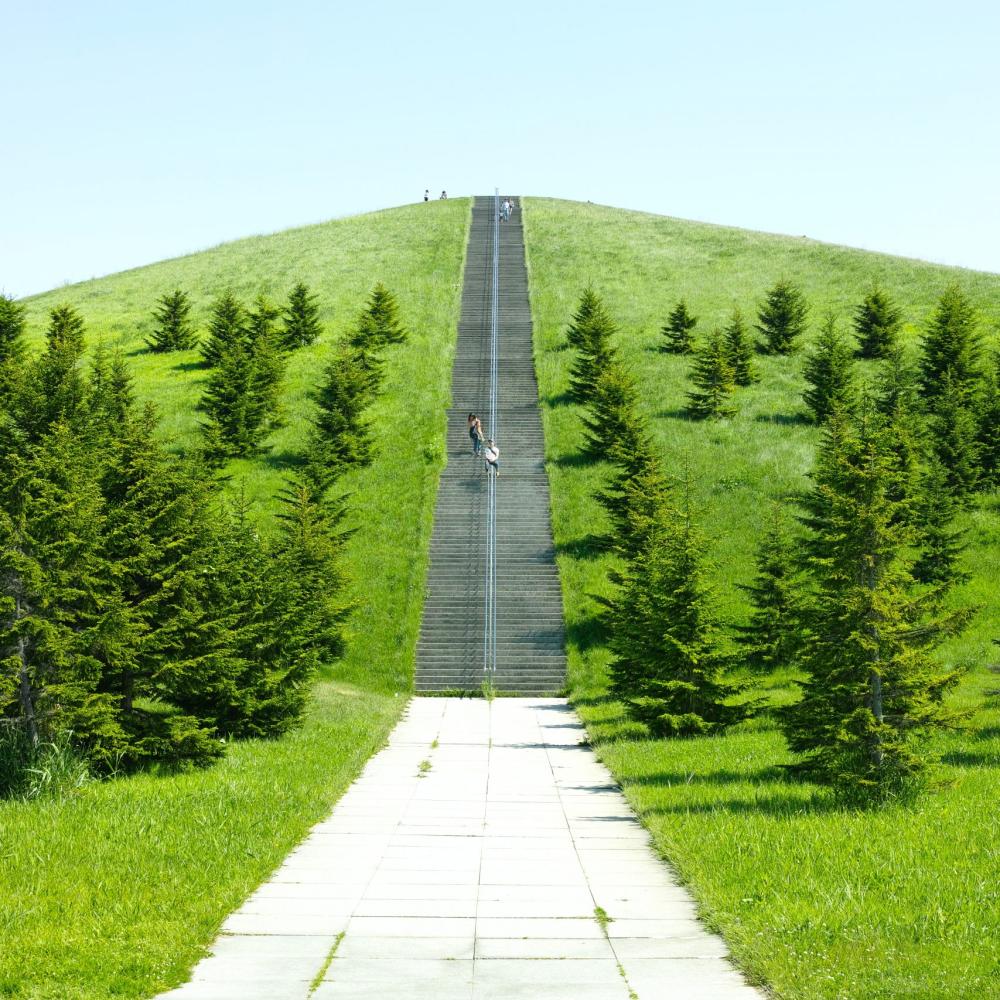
<box><xmin>0</xmin><ymin>294</ymin><xmax>26</xmax><ymax>406</ymax></box>
<box><xmin>782</xmin><ymin>407</ymin><xmax>972</xmax><ymax>801</ymax></box>
<box><xmin>346</xmin><ymin>311</ymin><xmax>386</xmax><ymax>399</ymax></box>
<box><xmin>802</xmin><ymin>314</ymin><xmax>857</xmax><ymax>423</ymax></box>
<box><xmin>722</xmin><ymin>307</ymin><xmax>758</xmax><ymax>385</ymax></box>
<box><xmin>686</xmin><ymin>331</ymin><xmax>736</xmax><ymax>419</ymax></box>
<box><xmin>660</xmin><ymin>299</ymin><xmax>698</xmax><ymax>354</ymax></box>
<box><xmin>247</xmin><ymin>294</ymin><xmax>286</xmax><ymax>433</ymax></box>
<box><xmin>974</xmin><ymin>352</ymin><xmax>1000</xmax><ymax>489</ymax></box>
<box><xmin>853</xmin><ymin>285</ymin><xmax>902</xmax><ymax>360</ymax></box>
<box><xmin>565</xmin><ymin>285</ymin><xmax>600</xmax><ymax>352</ymax></box>
<box><xmin>282</xmin><ymin>281</ymin><xmax>322</xmax><ymax>349</ymax></box>
<box><xmin>582</xmin><ymin>358</ymin><xmax>642</xmax><ymax>458</ymax></box>
<box><xmin>307</xmin><ymin>342</ymin><xmax>374</xmax><ymax>475</ymax></box>
<box><xmin>734</xmin><ymin>505</ymin><xmax>803</xmax><ymax>672</ymax></box>
<box><xmin>362</xmin><ymin>282</ymin><xmax>407</xmax><ymax>346</ymax></box>
<box><xmin>200</xmin><ymin>291</ymin><xmax>247</xmax><ymax>368</ymax></box>
<box><xmin>917</xmin><ymin>283</ymin><xmax>982</xmax><ymax>404</ymax></box>
<box><xmin>146</xmin><ymin>289</ymin><xmax>197</xmax><ymax>352</ymax></box>
<box><xmin>927</xmin><ymin>371</ymin><xmax>979</xmax><ymax>501</ymax></box>
<box><xmin>14</xmin><ymin>305</ymin><xmax>88</xmax><ymax>443</ymax></box>
<box><xmin>566</xmin><ymin>289</ymin><xmax>619</xmax><ymax>404</ymax></box>
<box><xmin>605</xmin><ymin>484</ymin><xmax>750</xmax><ymax>737</ymax></box>
<box><xmin>0</xmin><ymin>423</ymin><xmax>125</xmax><ymax>763</ymax></box>
<box><xmin>87</xmin><ymin>346</ymin><xmax>136</xmax><ymax>444</ymax></box>
<box><xmin>199</xmin><ymin>342</ymin><xmax>268</xmax><ymax>462</ymax></box>
<box><xmin>873</xmin><ymin>348</ymin><xmax>924</xmax><ymax>520</ymax></box>
<box><xmin>911</xmin><ymin>457</ymin><xmax>970</xmax><ymax>590</ymax></box>
<box><xmin>756</xmin><ymin>279</ymin><xmax>809</xmax><ymax>355</ymax></box>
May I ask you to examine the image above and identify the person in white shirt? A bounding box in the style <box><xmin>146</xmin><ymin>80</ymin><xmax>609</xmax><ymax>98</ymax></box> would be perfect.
<box><xmin>484</xmin><ymin>439</ymin><xmax>500</xmax><ymax>477</ymax></box>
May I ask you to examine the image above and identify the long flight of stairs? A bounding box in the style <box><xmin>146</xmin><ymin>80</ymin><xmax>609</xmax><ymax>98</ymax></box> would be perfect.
<box><xmin>414</xmin><ymin>197</ymin><xmax>567</xmax><ymax>694</ymax></box>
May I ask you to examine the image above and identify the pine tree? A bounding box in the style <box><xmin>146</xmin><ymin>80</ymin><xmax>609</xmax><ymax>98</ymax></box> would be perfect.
<box><xmin>756</xmin><ymin>279</ymin><xmax>809</xmax><ymax>355</ymax></box>
<box><xmin>13</xmin><ymin>305</ymin><xmax>88</xmax><ymax>443</ymax></box>
<box><xmin>917</xmin><ymin>283</ymin><xmax>982</xmax><ymax>404</ymax></box>
<box><xmin>782</xmin><ymin>406</ymin><xmax>972</xmax><ymax>801</ymax></box>
<box><xmin>247</xmin><ymin>294</ymin><xmax>286</xmax><ymax>433</ymax></box>
<box><xmin>307</xmin><ymin>342</ymin><xmax>374</xmax><ymax>475</ymax></box>
<box><xmin>605</xmin><ymin>484</ymin><xmax>750</xmax><ymax>737</ymax></box>
<box><xmin>802</xmin><ymin>314</ymin><xmax>857</xmax><ymax>423</ymax></box>
<box><xmin>734</xmin><ymin>505</ymin><xmax>803</xmax><ymax>672</ymax></box>
<box><xmin>346</xmin><ymin>311</ymin><xmax>386</xmax><ymax>399</ymax></box>
<box><xmin>362</xmin><ymin>282</ymin><xmax>407</xmax><ymax>346</ymax></box>
<box><xmin>582</xmin><ymin>358</ymin><xmax>642</xmax><ymax>458</ymax></box>
<box><xmin>873</xmin><ymin>348</ymin><xmax>924</xmax><ymax>520</ymax></box>
<box><xmin>927</xmin><ymin>371</ymin><xmax>979</xmax><ymax>501</ymax></box>
<box><xmin>911</xmin><ymin>457</ymin><xmax>970</xmax><ymax>590</ymax></box>
<box><xmin>974</xmin><ymin>352</ymin><xmax>1000</xmax><ymax>489</ymax></box>
<box><xmin>87</xmin><ymin>346</ymin><xmax>136</xmax><ymax>444</ymax></box>
<box><xmin>686</xmin><ymin>331</ymin><xmax>736</xmax><ymax>419</ymax></box>
<box><xmin>566</xmin><ymin>289</ymin><xmax>619</xmax><ymax>404</ymax></box>
<box><xmin>0</xmin><ymin>294</ymin><xmax>26</xmax><ymax>406</ymax></box>
<box><xmin>282</xmin><ymin>281</ymin><xmax>322</xmax><ymax>349</ymax></box>
<box><xmin>146</xmin><ymin>289</ymin><xmax>197</xmax><ymax>352</ymax></box>
<box><xmin>853</xmin><ymin>285</ymin><xmax>902</xmax><ymax>360</ymax></box>
<box><xmin>565</xmin><ymin>286</ymin><xmax>601</xmax><ymax>352</ymax></box>
<box><xmin>0</xmin><ymin>423</ymin><xmax>125</xmax><ymax>763</ymax></box>
<box><xmin>200</xmin><ymin>291</ymin><xmax>247</xmax><ymax>368</ymax></box>
<box><xmin>199</xmin><ymin>342</ymin><xmax>268</xmax><ymax>462</ymax></box>
<box><xmin>723</xmin><ymin>307</ymin><xmax>758</xmax><ymax>385</ymax></box>
<box><xmin>660</xmin><ymin>299</ymin><xmax>698</xmax><ymax>354</ymax></box>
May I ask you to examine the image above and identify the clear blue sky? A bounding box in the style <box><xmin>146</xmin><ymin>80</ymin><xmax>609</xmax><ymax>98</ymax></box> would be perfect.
<box><xmin>3</xmin><ymin>0</ymin><xmax>998</xmax><ymax>297</ymax></box>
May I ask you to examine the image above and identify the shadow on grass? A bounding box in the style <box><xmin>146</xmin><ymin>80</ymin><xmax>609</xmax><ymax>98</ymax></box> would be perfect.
<box><xmin>940</xmin><ymin>748</ymin><xmax>1000</xmax><ymax>768</ymax></box>
<box><xmin>641</xmin><ymin>791</ymin><xmax>838</xmax><ymax>817</ymax></box>
<box><xmin>556</xmin><ymin>533</ymin><xmax>611</xmax><ymax>560</ymax></box>
<box><xmin>543</xmin><ymin>391</ymin><xmax>576</xmax><ymax>407</ymax></box>
<box><xmin>552</xmin><ymin>451</ymin><xmax>598</xmax><ymax>468</ymax></box>
<box><xmin>260</xmin><ymin>450</ymin><xmax>307</xmax><ymax>473</ymax></box>
<box><xmin>630</xmin><ymin>766</ymin><xmax>788</xmax><ymax>789</ymax></box>
<box><xmin>565</xmin><ymin>613</ymin><xmax>609</xmax><ymax>653</ymax></box>
<box><xmin>754</xmin><ymin>412</ymin><xmax>813</xmax><ymax>427</ymax></box>
<box><xmin>172</xmin><ymin>359</ymin><xmax>208</xmax><ymax>373</ymax></box>
<box><xmin>656</xmin><ymin>407</ymin><xmax>692</xmax><ymax>420</ymax></box>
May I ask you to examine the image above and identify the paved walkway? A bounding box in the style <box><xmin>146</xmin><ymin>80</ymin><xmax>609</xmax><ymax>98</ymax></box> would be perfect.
<box><xmin>160</xmin><ymin>699</ymin><xmax>764</xmax><ymax>1000</ymax></box>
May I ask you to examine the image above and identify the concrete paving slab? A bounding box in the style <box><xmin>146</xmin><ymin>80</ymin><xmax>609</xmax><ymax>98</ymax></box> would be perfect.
<box><xmin>159</xmin><ymin>698</ymin><xmax>765</xmax><ymax>999</ymax></box>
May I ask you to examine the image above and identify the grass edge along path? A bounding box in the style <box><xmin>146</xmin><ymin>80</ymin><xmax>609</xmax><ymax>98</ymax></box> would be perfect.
<box><xmin>0</xmin><ymin>199</ymin><xmax>471</xmax><ymax>999</ymax></box>
<box><xmin>523</xmin><ymin>196</ymin><xmax>1000</xmax><ymax>1000</ymax></box>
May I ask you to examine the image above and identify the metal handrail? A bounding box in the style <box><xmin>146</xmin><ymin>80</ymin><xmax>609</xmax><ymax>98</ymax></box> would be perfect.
<box><xmin>484</xmin><ymin>190</ymin><xmax>500</xmax><ymax>679</ymax></box>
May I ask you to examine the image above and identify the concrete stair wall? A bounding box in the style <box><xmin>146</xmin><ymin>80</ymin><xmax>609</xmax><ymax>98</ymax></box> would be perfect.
<box><xmin>415</xmin><ymin>196</ymin><xmax>567</xmax><ymax>694</ymax></box>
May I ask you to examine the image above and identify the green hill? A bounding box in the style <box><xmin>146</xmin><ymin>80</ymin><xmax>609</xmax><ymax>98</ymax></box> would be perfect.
<box><xmin>524</xmin><ymin>197</ymin><xmax>1000</xmax><ymax>1000</ymax></box>
<box><xmin>4</xmin><ymin>196</ymin><xmax>1000</xmax><ymax>999</ymax></box>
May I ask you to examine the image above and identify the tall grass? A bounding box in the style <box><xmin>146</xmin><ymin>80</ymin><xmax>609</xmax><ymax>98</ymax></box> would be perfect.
<box><xmin>524</xmin><ymin>197</ymin><xmax>1000</xmax><ymax>1000</ymax></box>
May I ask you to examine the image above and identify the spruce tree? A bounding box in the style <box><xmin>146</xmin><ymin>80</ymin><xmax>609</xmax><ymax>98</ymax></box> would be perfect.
<box><xmin>802</xmin><ymin>314</ymin><xmax>857</xmax><ymax>423</ymax></box>
<box><xmin>660</xmin><ymin>299</ymin><xmax>698</xmax><ymax>354</ymax></box>
<box><xmin>582</xmin><ymin>358</ymin><xmax>642</xmax><ymax>459</ymax></box>
<box><xmin>756</xmin><ymin>279</ymin><xmax>809</xmax><ymax>355</ymax></box>
<box><xmin>911</xmin><ymin>458</ymin><xmax>970</xmax><ymax>590</ymax></box>
<box><xmin>782</xmin><ymin>406</ymin><xmax>971</xmax><ymax>801</ymax></box>
<box><xmin>853</xmin><ymin>285</ymin><xmax>902</xmax><ymax>360</ymax></box>
<box><xmin>734</xmin><ymin>505</ymin><xmax>803</xmax><ymax>672</ymax></box>
<box><xmin>146</xmin><ymin>289</ymin><xmax>197</xmax><ymax>352</ymax></box>
<box><xmin>0</xmin><ymin>422</ymin><xmax>125</xmax><ymax>763</ymax></box>
<box><xmin>199</xmin><ymin>342</ymin><xmax>268</xmax><ymax>462</ymax></box>
<box><xmin>873</xmin><ymin>348</ymin><xmax>924</xmax><ymax>520</ymax></box>
<box><xmin>200</xmin><ymin>291</ymin><xmax>247</xmax><ymax>368</ymax></box>
<box><xmin>307</xmin><ymin>342</ymin><xmax>374</xmax><ymax>476</ymax></box>
<box><xmin>686</xmin><ymin>331</ymin><xmax>736</xmax><ymax>419</ymax></box>
<box><xmin>0</xmin><ymin>294</ymin><xmax>26</xmax><ymax>406</ymax></box>
<box><xmin>927</xmin><ymin>371</ymin><xmax>979</xmax><ymax>501</ymax></box>
<box><xmin>917</xmin><ymin>283</ymin><xmax>981</xmax><ymax>404</ymax></box>
<box><xmin>362</xmin><ymin>282</ymin><xmax>407</xmax><ymax>346</ymax></box>
<box><xmin>723</xmin><ymin>307</ymin><xmax>758</xmax><ymax>385</ymax></box>
<box><xmin>282</xmin><ymin>281</ymin><xmax>322</xmax><ymax>349</ymax></box>
<box><xmin>566</xmin><ymin>289</ymin><xmax>619</xmax><ymax>405</ymax></box>
<box><xmin>247</xmin><ymin>294</ymin><xmax>286</xmax><ymax>433</ymax></box>
<box><xmin>605</xmin><ymin>484</ymin><xmax>750</xmax><ymax>737</ymax></box>
<box><xmin>974</xmin><ymin>352</ymin><xmax>1000</xmax><ymax>489</ymax></box>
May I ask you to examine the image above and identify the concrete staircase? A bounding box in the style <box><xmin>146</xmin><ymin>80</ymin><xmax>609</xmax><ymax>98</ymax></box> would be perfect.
<box><xmin>414</xmin><ymin>197</ymin><xmax>567</xmax><ymax>695</ymax></box>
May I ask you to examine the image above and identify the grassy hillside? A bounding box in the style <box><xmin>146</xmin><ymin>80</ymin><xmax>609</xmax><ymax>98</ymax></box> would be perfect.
<box><xmin>1</xmin><ymin>199</ymin><xmax>470</xmax><ymax>998</ymax></box>
<box><xmin>524</xmin><ymin>197</ymin><xmax>1000</xmax><ymax>1000</ymax></box>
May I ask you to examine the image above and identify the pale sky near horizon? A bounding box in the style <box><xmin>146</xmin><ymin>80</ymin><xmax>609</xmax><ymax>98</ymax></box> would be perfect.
<box><xmin>2</xmin><ymin>0</ymin><xmax>998</xmax><ymax>298</ymax></box>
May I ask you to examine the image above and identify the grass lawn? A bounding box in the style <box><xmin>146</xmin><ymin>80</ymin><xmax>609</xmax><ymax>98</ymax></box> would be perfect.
<box><xmin>524</xmin><ymin>197</ymin><xmax>1000</xmax><ymax>999</ymax></box>
<box><xmin>1</xmin><ymin>199</ymin><xmax>470</xmax><ymax>997</ymax></box>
